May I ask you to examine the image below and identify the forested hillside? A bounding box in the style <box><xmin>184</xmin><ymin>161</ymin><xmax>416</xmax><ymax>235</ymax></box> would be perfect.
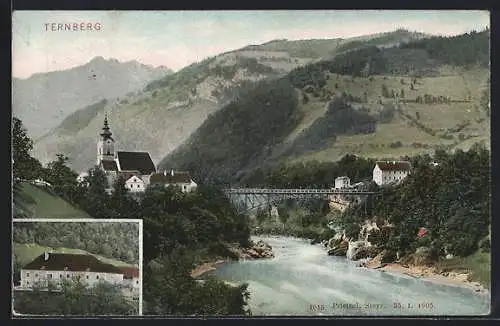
<box><xmin>160</xmin><ymin>29</ymin><xmax>490</xmax><ymax>185</ymax></box>
<box><xmin>13</xmin><ymin>222</ymin><xmax>140</xmax><ymax>264</ymax></box>
<box><xmin>337</xmin><ymin>144</ymin><xmax>491</xmax><ymax>285</ymax></box>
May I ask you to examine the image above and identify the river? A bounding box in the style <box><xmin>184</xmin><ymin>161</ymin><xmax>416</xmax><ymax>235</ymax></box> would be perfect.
<box><xmin>207</xmin><ymin>236</ymin><xmax>490</xmax><ymax>316</ymax></box>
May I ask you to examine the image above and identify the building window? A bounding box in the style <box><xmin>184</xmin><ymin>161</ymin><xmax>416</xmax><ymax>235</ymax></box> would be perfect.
<box><xmin>67</xmin><ymin>274</ymin><xmax>70</xmax><ymax>278</ymax></box>
<box><xmin>48</xmin><ymin>274</ymin><xmax>52</xmax><ymax>279</ymax></box>
<box><xmin>86</xmin><ymin>275</ymin><xmax>89</xmax><ymax>279</ymax></box>
<box><xmin>35</xmin><ymin>274</ymin><xmax>38</xmax><ymax>278</ymax></box>
<box><xmin>60</xmin><ymin>274</ymin><xmax>63</xmax><ymax>278</ymax></box>
<box><xmin>96</xmin><ymin>275</ymin><xmax>99</xmax><ymax>279</ymax></box>
<box><xmin>137</xmin><ymin>184</ymin><xmax>139</xmax><ymax>188</ymax></box>
<box><xmin>26</xmin><ymin>281</ymin><xmax>29</xmax><ymax>285</ymax></box>
<box><xmin>136</xmin><ymin>280</ymin><xmax>139</xmax><ymax>285</ymax></box>
<box><xmin>26</xmin><ymin>273</ymin><xmax>29</xmax><ymax>277</ymax></box>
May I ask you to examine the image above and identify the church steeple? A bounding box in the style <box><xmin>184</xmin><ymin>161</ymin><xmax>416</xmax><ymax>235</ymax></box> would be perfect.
<box><xmin>100</xmin><ymin>113</ymin><xmax>113</xmax><ymax>140</ymax></box>
<box><xmin>97</xmin><ymin>113</ymin><xmax>116</xmax><ymax>165</ymax></box>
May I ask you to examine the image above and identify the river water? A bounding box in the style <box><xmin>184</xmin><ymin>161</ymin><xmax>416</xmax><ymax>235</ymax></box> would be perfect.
<box><xmin>208</xmin><ymin>236</ymin><xmax>490</xmax><ymax>316</ymax></box>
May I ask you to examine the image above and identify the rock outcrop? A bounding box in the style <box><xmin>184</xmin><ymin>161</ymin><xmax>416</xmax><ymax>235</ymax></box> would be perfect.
<box><xmin>327</xmin><ymin>240</ymin><xmax>349</xmax><ymax>256</ymax></box>
<box><xmin>233</xmin><ymin>240</ymin><xmax>275</xmax><ymax>259</ymax></box>
<box><xmin>352</xmin><ymin>245</ymin><xmax>380</xmax><ymax>260</ymax></box>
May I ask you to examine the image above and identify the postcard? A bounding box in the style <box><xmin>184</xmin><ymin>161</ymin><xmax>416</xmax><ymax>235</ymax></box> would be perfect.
<box><xmin>12</xmin><ymin>10</ymin><xmax>490</xmax><ymax>316</ymax></box>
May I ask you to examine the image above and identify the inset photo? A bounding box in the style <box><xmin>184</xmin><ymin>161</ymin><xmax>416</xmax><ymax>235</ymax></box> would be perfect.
<box><xmin>12</xmin><ymin>219</ymin><xmax>142</xmax><ymax>316</ymax></box>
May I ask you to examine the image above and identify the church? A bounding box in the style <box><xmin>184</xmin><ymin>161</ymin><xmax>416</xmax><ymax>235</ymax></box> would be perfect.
<box><xmin>96</xmin><ymin>115</ymin><xmax>197</xmax><ymax>193</ymax></box>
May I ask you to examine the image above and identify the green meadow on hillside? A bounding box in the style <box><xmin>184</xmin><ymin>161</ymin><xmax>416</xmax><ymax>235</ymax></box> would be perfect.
<box><xmin>14</xmin><ymin>183</ymin><xmax>90</xmax><ymax>219</ymax></box>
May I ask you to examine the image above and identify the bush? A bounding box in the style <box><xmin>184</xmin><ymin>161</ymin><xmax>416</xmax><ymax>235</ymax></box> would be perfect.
<box><xmin>480</xmin><ymin>238</ymin><xmax>490</xmax><ymax>253</ymax></box>
<box><xmin>390</xmin><ymin>141</ymin><xmax>403</xmax><ymax>148</ymax></box>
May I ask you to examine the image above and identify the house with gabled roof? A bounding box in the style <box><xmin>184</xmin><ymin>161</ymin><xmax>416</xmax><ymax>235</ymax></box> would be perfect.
<box><xmin>20</xmin><ymin>252</ymin><xmax>140</xmax><ymax>297</ymax></box>
<box><xmin>372</xmin><ymin>160</ymin><xmax>412</xmax><ymax>186</ymax></box>
<box><xmin>150</xmin><ymin>170</ymin><xmax>198</xmax><ymax>193</ymax></box>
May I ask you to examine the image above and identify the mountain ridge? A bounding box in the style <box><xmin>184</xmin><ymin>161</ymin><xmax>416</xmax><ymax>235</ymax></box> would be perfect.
<box><xmin>27</xmin><ymin>29</ymin><xmax>488</xmax><ymax>176</ymax></box>
<box><xmin>13</xmin><ymin>57</ymin><xmax>172</xmax><ymax>139</ymax></box>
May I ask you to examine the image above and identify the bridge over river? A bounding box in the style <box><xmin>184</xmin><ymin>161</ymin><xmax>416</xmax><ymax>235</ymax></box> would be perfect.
<box><xmin>223</xmin><ymin>188</ymin><xmax>379</xmax><ymax>213</ymax></box>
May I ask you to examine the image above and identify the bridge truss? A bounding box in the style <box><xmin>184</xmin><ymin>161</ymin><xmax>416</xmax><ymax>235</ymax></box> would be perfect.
<box><xmin>223</xmin><ymin>188</ymin><xmax>380</xmax><ymax>214</ymax></box>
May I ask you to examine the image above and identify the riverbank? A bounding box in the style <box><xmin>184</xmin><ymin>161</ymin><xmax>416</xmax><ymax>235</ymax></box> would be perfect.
<box><xmin>365</xmin><ymin>261</ymin><xmax>489</xmax><ymax>296</ymax></box>
<box><xmin>190</xmin><ymin>239</ymin><xmax>274</xmax><ymax>278</ymax></box>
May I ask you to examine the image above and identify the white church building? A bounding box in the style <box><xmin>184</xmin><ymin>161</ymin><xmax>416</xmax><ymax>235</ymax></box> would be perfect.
<box><xmin>20</xmin><ymin>252</ymin><xmax>139</xmax><ymax>297</ymax></box>
<box><xmin>372</xmin><ymin>161</ymin><xmax>412</xmax><ymax>186</ymax></box>
<box><xmin>96</xmin><ymin>115</ymin><xmax>197</xmax><ymax>193</ymax></box>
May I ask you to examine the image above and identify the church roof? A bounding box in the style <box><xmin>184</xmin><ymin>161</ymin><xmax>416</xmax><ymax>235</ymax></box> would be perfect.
<box><xmin>150</xmin><ymin>171</ymin><xmax>192</xmax><ymax>184</ymax></box>
<box><xmin>23</xmin><ymin>253</ymin><xmax>122</xmax><ymax>274</ymax></box>
<box><xmin>117</xmin><ymin>151</ymin><xmax>156</xmax><ymax>175</ymax></box>
<box><xmin>101</xmin><ymin>160</ymin><xmax>118</xmax><ymax>171</ymax></box>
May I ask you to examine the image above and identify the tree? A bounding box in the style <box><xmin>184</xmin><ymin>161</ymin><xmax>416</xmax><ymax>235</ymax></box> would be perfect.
<box><xmin>255</xmin><ymin>208</ymin><xmax>268</xmax><ymax>224</ymax></box>
<box><xmin>278</xmin><ymin>205</ymin><xmax>290</xmax><ymax>228</ymax></box>
<box><xmin>143</xmin><ymin>251</ymin><xmax>251</xmax><ymax>316</ymax></box>
<box><xmin>109</xmin><ymin>175</ymin><xmax>138</xmax><ymax>218</ymax></box>
<box><xmin>45</xmin><ymin>154</ymin><xmax>79</xmax><ymax>202</ymax></box>
<box><xmin>381</xmin><ymin>84</ymin><xmax>389</xmax><ymax>98</ymax></box>
<box><xmin>81</xmin><ymin>167</ymin><xmax>110</xmax><ymax>218</ymax></box>
<box><xmin>12</xmin><ymin>117</ymin><xmax>42</xmax><ymax>181</ymax></box>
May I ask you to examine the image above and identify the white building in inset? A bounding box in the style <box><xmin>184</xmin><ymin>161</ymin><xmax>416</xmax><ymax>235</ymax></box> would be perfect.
<box><xmin>372</xmin><ymin>161</ymin><xmax>412</xmax><ymax>186</ymax></box>
<box><xmin>20</xmin><ymin>252</ymin><xmax>139</xmax><ymax>297</ymax></box>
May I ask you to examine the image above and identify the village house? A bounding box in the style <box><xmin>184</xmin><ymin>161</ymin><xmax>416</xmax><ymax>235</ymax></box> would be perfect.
<box><xmin>334</xmin><ymin>176</ymin><xmax>350</xmax><ymax>189</ymax></box>
<box><xmin>20</xmin><ymin>252</ymin><xmax>139</xmax><ymax>297</ymax></box>
<box><xmin>94</xmin><ymin>115</ymin><xmax>196</xmax><ymax>193</ymax></box>
<box><xmin>150</xmin><ymin>170</ymin><xmax>198</xmax><ymax>193</ymax></box>
<box><xmin>372</xmin><ymin>160</ymin><xmax>412</xmax><ymax>186</ymax></box>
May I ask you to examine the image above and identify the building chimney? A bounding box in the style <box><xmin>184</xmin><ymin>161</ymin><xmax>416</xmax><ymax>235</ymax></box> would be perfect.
<box><xmin>171</xmin><ymin>170</ymin><xmax>174</xmax><ymax>176</ymax></box>
<box><xmin>44</xmin><ymin>252</ymin><xmax>49</xmax><ymax>261</ymax></box>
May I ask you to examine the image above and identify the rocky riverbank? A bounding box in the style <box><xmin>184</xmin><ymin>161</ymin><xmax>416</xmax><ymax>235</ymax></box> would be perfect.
<box><xmin>365</xmin><ymin>260</ymin><xmax>489</xmax><ymax>296</ymax></box>
<box><xmin>190</xmin><ymin>240</ymin><xmax>274</xmax><ymax>278</ymax></box>
<box><xmin>322</xmin><ymin>230</ymin><xmax>489</xmax><ymax>297</ymax></box>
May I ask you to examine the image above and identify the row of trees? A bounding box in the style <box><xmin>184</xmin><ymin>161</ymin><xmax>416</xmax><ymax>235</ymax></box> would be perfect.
<box><xmin>14</xmin><ymin>279</ymin><xmax>137</xmax><ymax>316</ymax></box>
<box><xmin>241</xmin><ymin>154</ymin><xmax>375</xmax><ymax>189</ymax></box>
<box><xmin>13</xmin><ymin>222</ymin><xmax>139</xmax><ymax>264</ymax></box>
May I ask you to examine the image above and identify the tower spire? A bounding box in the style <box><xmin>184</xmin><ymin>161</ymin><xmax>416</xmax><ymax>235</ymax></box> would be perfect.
<box><xmin>100</xmin><ymin>113</ymin><xmax>113</xmax><ymax>139</ymax></box>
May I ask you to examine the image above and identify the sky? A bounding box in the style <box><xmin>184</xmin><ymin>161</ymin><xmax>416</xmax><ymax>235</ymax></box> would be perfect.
<box><xmin>12</xmin><ymin>10</ymin><xmax>490</xmax><ymax>79</ymax></box>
